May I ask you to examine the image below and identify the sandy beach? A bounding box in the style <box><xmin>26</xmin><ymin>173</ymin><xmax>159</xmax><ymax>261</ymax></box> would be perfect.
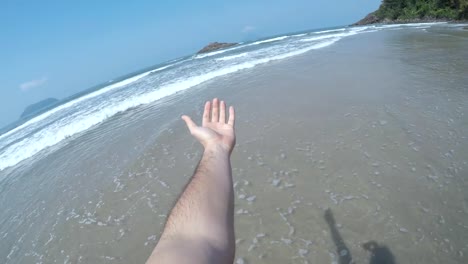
<box><xmin>1</xmin><ymin>25</ymin><xmax>467</xmax><ymax>263</ymax></box>
<box><xmin>144</xmin><ymin>30</ymin><xmax>468</xmax><ymax>263</ymax></box>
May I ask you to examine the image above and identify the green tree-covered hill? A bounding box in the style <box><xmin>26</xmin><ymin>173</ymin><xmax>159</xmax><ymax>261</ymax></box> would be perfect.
<box><xmin>355</xmin><ymin>0</ymin><xmax>468</xmax><ymax>25</ymax></box>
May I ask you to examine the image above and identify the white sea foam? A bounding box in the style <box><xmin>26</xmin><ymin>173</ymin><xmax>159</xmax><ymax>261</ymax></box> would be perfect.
<box><xmin>376</xmin><ymin>24</ymin><xmax>402</xmax><ymax>29</ymax></box>
<box><xmin>351</xmin><ymin>26</ymin><xmax>374</xmax><ymax>32</ymax></box>
<box><xmin>250</xmin><ymin>36</ymin><xmax>289</xmax><ymax>45</ymax></box>
<box><xmin>403</xmin><ymin>22</ymin><xmax>447</xmax><ymax>26</ymax></box>
<box><xmin>0</xmin><ymin>63</ymin><xmax>175</xmax><ymax>142</ymax></box>
<box><xmin>299</xmin><ymin>28</ymin><xmax>369</xmax><ymax>42</ymax></box>
<box><xmin>376</xmin><ymin>22</ymin><xmax>446</xmax><ymax>30</ymax></box>
<box><xmin>314</xmin><ymin>28</ymin><xmax>346</xmax><ymax>34</ymax></box>
<box><xmin>0</xmin><ymin>38</ymin><xmax>341</xmax><ymax>171</ymax></box>
<box><xmin>299</xmin><ymin>33</ymin><xmax>353</xmax><ymax>42</ymax></box>
<box><xmin>445</xmin><ymin>23</ymin><xmax>468</xmax><ymax>28</ymax></box>
<box><xmin>215</xmin><ymin>52</ymin><xmax>249</xmax><ymax>61</ymax></box>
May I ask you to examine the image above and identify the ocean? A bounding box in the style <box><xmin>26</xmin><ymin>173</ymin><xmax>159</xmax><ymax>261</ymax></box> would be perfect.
<box><xmin>1</xmin><ymin>22</ymin><xmax>467</xmax><ymax>263</ymax></box>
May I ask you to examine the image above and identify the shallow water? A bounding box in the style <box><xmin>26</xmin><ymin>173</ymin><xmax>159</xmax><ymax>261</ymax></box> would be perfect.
<box><xmin>1</xmin><ymin>25</ymin><xmax>467</xmax><ymax>263</ymax></box>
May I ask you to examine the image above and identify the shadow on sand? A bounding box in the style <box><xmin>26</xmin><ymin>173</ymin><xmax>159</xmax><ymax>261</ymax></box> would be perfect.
<box><xmin>324</xmin><ymin>208</ymin><xmax>396</xmax><ymax>264</ymax></box>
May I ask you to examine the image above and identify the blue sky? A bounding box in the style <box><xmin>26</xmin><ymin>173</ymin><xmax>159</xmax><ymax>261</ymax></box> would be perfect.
<box><xmin>0</xmin><ymin>0</ymin><xmax>380</xmax><ymax>127</ymax></box>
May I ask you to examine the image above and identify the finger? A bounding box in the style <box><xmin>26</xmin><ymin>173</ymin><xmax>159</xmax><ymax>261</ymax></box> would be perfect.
<box><xmin>219</xmin><ymin>100</ymin><xmax>226</xmax><ymax>124</ymax></box>
<box><xmin>211</xmin><ymin>98</ymin><xmax>219</xmax><ymax>122</ymax></box>
<box><xmin>202</xmin><ymin>101</ymin><xmax>210</xmax><ymax>126</ymax></box>
<box><xmin>228</xmin><ymin>106</ymin><xmax>235</xmax><ymax>126</ymax></box>
<box><xmin>181</xmin><ymin>115</ymin><xmax>197</xmax><ymax>133</ymax></box>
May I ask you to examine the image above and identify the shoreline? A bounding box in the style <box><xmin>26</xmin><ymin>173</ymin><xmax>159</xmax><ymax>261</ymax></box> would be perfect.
<box><xmin>352</xmin><ymin>17</ymin><xmax>468</xmax><ymax>26</ymax></box>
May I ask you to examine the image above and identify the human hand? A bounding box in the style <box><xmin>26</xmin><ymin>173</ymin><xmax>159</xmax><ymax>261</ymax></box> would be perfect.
<box><xmin>182</xmin><ymin>98</ymin><xmax>236</xmax><ymax>155</ymax></box>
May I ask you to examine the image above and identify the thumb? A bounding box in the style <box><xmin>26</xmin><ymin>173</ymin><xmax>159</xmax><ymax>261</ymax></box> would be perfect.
<box><xmin>181</xmin><ymin>115</ymin><xmax>197</xmax><ymax>132</ymax></box>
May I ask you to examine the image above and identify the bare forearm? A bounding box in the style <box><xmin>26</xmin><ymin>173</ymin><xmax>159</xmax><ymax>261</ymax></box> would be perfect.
<box><xmin>164</xmin><ymin>145</ymin><xmax>234</xmax><ymax>242</ymax></box>
<box><xmin>193</xmin><ymin>146</ymin><xmax>234</xmax><ymax>235</ymax></box>
<box><xmin>148</xmin><ymin>146</ymin><xmax>235</xmax><ymax>263</ymax></box>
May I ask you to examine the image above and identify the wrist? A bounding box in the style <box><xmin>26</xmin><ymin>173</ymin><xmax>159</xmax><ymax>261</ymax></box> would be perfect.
<box><xmin>203</xmin><ymin>143</ymin><xmax>231</xmax><ymax>157</ymax></box>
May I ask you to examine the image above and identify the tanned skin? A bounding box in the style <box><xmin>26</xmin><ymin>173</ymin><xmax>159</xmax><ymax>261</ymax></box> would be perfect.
<box><xmin>147</xmin><ymin>98</ymin><xmax>236</xmax><ymax>264</ymax></box>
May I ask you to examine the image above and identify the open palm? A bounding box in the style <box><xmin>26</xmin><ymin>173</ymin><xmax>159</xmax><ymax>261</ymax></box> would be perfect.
<box><xmin>182</xmin><ymin>98</ymin><xmax>236</xmax><ymax>154</ymax></box>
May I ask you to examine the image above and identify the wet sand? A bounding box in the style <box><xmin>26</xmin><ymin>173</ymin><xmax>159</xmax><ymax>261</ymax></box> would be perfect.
<box><xmin>1</xmin><ymin>28</ymin><xmax>467</xmax><ymax>263</ymax></box>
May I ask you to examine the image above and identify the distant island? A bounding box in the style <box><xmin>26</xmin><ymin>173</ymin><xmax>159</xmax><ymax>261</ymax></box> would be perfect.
<box><xmin>21</xmin><ymin>98</ymin><xmax>59</xmax><ymax>119</ymax></box>
<box><xmin>197</xmin><ymin>42</ymin><xmax>237</xmax><ymax>54</ymax></box>
<box><xmin>354</xmin><ymin>0</ymin><xmax>468</xmax><ymax>25</ymax></box>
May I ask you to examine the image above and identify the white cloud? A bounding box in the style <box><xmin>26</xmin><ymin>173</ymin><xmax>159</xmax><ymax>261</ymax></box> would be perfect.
<box><xmin>242</xmin><ymin>25</ymin><xmax>255</xmax><ymax>33</ymax></box>
<box><xmin>19</xmin><ymin>77</ymin><xmax>48</xmax><ymax>91</ymax></box>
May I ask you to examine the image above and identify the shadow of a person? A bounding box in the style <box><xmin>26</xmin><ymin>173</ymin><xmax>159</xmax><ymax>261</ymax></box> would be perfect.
<box><xmin>324</xmin><ymin>208</ymin><xmax>397</xmax><ymax>264</ymax></box>
<box><xmin>362</xmin><ymin>241</ymin><xmax>396</xmax><ymax>264</ymax></box>
<box><xmin>324</xmin><ymin>208</ymin><xmax>353</xmax><ymax>264</ymax></box>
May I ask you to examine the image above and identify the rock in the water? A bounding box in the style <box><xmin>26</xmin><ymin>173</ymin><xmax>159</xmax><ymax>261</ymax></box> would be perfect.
<box><xmin>353</xmin><ymin>12</ymin><xmax>381</xmax><ymax>25</ymax></box>
<box><xmin>197</xmin><ymin>42</ymin><xmax>237</xmax><ymax>54</ymax></box>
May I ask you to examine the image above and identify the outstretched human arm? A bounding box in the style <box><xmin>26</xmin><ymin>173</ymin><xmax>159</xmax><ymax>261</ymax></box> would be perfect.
<box><xmin>147</xmin><ymin>98</ymin><xmax>236</xmax><ymax>264</ymax></box>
